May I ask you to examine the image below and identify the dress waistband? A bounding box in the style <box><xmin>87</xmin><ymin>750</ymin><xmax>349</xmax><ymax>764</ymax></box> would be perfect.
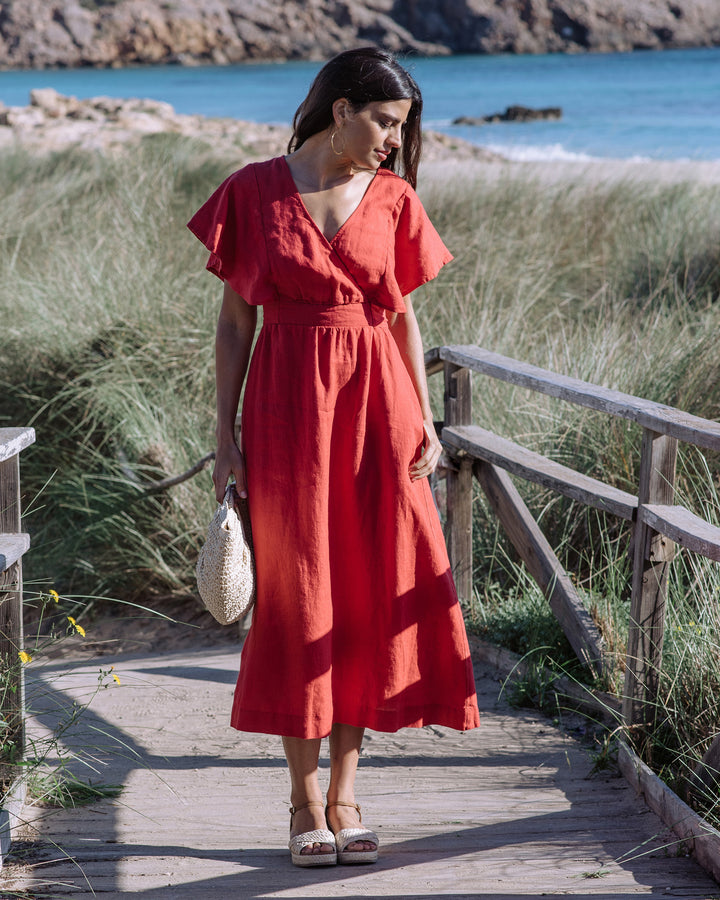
<box><xmin>262</xmin><ymin>301</ymin><xmax>386</xmax><ymax>327</ymax></box>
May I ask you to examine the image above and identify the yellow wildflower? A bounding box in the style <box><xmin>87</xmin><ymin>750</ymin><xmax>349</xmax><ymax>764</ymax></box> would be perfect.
<box><xmin>49</xmin><ymin>589</ymin><xmax>60</xmax><ymax>603</ymax></box>
<box><xmin>112</xmin><ymin>672</ymin><xmax>121</xmax><ymax>685</ymax></box>
<box><xmin>18</xmin><ymin>650</ymin><xmax>32</xmax><ymax>664</ymax></box>
<box><xmin>67</xmin><ymin>616</ymin><xmax>86</xmax><ymax>638</ymax></box>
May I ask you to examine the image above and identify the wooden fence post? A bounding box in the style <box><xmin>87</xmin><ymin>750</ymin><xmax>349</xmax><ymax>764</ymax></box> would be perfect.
<box><xmin>444</xmin><ymin>363</ymin><xmax>473</xmax><ymax>605</ymax></box>
<box><xmin>623</xmin><ymin>428</ymin><xmax>678</xmax><ymax>729</ymax></box>
<box><xmin>0</xmin><ymin>428</ymin><xmax>34</xmax><ymax>794</ymax></box>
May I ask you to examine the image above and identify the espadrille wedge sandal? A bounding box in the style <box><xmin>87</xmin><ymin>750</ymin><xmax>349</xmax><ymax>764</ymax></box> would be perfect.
<box><xmin>325</xmin><ymin>800</ymin><xmax>379</xmax><ymax>864</ymax></box>
<box><xmin>288</xmin><ymin>800</ymin><xmax>337</xmax><ymax>867</ymax></box>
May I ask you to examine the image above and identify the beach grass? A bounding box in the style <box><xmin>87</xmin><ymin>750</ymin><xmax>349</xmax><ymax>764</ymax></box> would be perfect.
<box><xmin>1</xmin><ymin>138</ymin><xmax>232</xmax><ymax>596</ymax></box>
<box><xmin>2</xmin><ymin>137</ymin><xmax>720</xmax><ymax>821</ymax></box>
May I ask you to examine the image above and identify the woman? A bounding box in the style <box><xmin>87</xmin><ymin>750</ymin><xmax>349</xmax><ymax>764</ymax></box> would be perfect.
<box><xmin>188</xmin><ymin>47</ymin><xmax>480</xmax><ymax>868</ymax></box>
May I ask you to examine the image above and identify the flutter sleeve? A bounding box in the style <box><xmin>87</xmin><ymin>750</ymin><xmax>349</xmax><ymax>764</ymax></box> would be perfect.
<box><xmin>388</xmin><ymin>185</ymin><xmax>453</xmax><ymax>304</ymax></box>
<box><xmin>187</xmin><ymin>164</ymin><xmax>271</xmax><ymax>304</ymax></box>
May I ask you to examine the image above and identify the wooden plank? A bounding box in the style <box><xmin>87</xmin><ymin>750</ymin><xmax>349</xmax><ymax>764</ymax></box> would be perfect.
<box><xmin>623</xmin><ymin>430</ymin><xmax>678</xmax><ymax>728</ymax></box>
<box><xmin>469</xmin><ymin>635</ymin><xmax>720</xmax><ymax>888</ymax></box>
<box><xmin>618</xmin><ymin>739</ymin><xmax>720</xmax><ymax>884</ymax></box>
<box><xmin>16</xmin><ymin>649</ymin><xmax>720</xmax><ymax>897</ymax></box>
<box><xmin>443</xmin><ymin>424</ymin><xmax>638</xmax><ymax>521</ymax></box>
<box><xmin>444</xmin><ymin>364</ymin><xmax>473</xmax><ymax>605</ymax></box>
<box><xmin>473</xmin><ymin>459</ymin><xmax>605</xmax><ymax>676</ymax></box>
<box><xmin>639</xmin><ymin>504</ymin><xmax>720</xmax><ymax>562</ymax></box>
<box><xmin>0</xmin><ymin>533</ymin><xmax>30</xmax><ymax>573</ymax></box>
<box><xmin>0</xmin><ymin>427</ymin><xmax>35</xmax><ymax>465</ymax></box>
<box><xmin>436</xmin><ymin>346</ymin><xmax>720</xmax><ymax>451</ymax></box>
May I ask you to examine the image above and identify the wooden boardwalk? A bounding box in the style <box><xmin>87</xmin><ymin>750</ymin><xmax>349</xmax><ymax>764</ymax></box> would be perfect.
<box><xmin>7</xmin><ymin>646</ymin><xmax>719</xmax><ymax>899</ymax></box>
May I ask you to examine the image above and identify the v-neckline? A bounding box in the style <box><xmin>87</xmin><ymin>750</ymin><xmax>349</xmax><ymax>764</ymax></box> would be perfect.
<box><xmin>282</xmin><ymin>155</ymin><xmax>378</xmax><ymax>245</ymax></box>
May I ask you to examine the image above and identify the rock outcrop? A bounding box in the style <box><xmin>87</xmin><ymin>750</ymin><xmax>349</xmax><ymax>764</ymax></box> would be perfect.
<box><xmin>0</xmin><ymin>88</ymin><xmax>291</xmax><ymax>157</ymax></box>
<box><xmin>0</xmin><ymin>1</ymin><xmax>718</xmax><ymax>70</ymax></box>
<box><xmin>454</xmin><ymin>106</ymin><xmax>563</xmax><ymax>125</ymax></box>
<box><xmin>0</xmin><ymin>88</ymin><xmax>503</xmax><ymax>164</ymax></box>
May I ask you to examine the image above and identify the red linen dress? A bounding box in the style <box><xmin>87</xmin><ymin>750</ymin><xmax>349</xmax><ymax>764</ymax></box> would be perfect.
<box><xmin>189</xmin><ymin>156</ymin><xmax>480</xmax><ymax>739</ymax></box>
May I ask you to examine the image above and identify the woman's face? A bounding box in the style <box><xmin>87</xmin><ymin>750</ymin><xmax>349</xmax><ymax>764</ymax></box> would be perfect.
<box><xmin>335</xmin><ymin>98</ymin><xmax>413</xmax><ymax>170</ymax></box>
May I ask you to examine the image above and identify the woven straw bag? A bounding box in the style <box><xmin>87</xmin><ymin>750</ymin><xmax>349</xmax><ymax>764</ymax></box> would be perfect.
<box><xmin>196</xmin><ymin>484</ymin><xmax>256</xmax><ymax>625</ymax></box>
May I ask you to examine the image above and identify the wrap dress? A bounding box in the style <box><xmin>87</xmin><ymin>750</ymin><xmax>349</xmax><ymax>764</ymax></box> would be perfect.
<box><xmin>189</xmin><ymin>156</ymin><xmax>480</xmax><ymax>739</ymax></box>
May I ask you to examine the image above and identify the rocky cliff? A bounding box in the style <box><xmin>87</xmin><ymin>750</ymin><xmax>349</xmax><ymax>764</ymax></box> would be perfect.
<box><xmin>0</xmin><ymin>0</ymin><xmax>719</xmax><ymax>70</ymax></box>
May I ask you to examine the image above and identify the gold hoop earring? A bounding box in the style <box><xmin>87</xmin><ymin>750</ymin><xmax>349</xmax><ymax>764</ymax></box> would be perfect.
<box><xmin>330</xmin><ymin>129</ymin><xmax>344</xmax><ymax>156</ymax></box>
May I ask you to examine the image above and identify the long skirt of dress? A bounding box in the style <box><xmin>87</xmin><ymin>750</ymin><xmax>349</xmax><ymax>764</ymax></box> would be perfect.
<box><xmin>231</xmin><ymin>300</ymin><xmax>480</xmax><ymax>739</ymax></box>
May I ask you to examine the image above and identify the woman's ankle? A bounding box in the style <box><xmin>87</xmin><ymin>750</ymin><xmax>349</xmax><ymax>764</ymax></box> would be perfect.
<box><xmin>290</xmin><ymin>794</ymin><xmax>324</xmax><ymax>810</ymax></box>
<box><xmin>325</xmin><ymin>794</ymin><xmax>357</xmax><ymax>807</ymax></box>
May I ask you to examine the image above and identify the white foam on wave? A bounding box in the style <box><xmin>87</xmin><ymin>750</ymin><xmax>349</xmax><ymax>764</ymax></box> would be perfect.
<box><xmin>483</xmin><ymin>142</ymin><xmax>600</xmax><ymax>163</ymax></box>
<box><xmin>485</xmin><ymin>144</ymin><xmax>717</xmax><ymax>165</ymax></box>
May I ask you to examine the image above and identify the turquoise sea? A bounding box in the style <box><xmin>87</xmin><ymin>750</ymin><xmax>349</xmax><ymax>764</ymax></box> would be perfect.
<box><xmin>1</xmin><ymin>47</ymin><xmax>719</xmax><ymax>162</ymax></box>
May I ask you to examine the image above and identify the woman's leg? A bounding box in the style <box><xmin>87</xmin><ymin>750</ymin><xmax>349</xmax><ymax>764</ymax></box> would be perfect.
<box><xmin>283</xmin><ymin>736</ymin><xmax>333</xmax><ymax>855</ymax></box>
<box><xmin>326</xmin><ymin>724</ymin><xmax>377</xmax><ymax>852</ymax></box>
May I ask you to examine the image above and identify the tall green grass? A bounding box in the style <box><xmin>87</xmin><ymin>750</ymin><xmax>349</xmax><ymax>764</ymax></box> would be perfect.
<box><xmin>1</xmin><ymin>137</ymin><xmax>234</xmax><ymax>596</ymax></box>
<box><xmin>2</xmin><ymin>138</ymin><xmax>720</xmax><ymax>820</ymax></box>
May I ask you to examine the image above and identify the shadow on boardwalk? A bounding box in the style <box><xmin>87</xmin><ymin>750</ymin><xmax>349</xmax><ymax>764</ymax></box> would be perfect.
<box><xmin>8</xmin><ymin>647</ymin><xmax>719</xmax><ymax>899</ymax></box>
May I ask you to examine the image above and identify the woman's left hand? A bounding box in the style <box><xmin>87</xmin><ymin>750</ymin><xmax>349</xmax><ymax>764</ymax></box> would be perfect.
<box><xmin>410</xmin><ymin>420</ymin><xmax>443</xmax><ymax>482</ymax></box>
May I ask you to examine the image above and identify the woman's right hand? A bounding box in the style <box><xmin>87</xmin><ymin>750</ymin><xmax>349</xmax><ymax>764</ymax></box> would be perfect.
<box><xmin>212</xmin><ymin>440</ymin><xmax>247</xmax><ymax>502</ymax></box>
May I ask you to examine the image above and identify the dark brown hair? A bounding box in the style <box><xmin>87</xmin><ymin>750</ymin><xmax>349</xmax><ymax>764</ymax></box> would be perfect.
<box><xmin>288</xmin><ymin>47</ymin><xmax>423</xmax><ymax>188</ymax></box>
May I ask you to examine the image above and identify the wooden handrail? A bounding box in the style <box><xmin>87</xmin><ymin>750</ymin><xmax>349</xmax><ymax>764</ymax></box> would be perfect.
<box><xmin>639</xmin><ymin>505</ymin><xmax>720</xmax><ymax>562</ymax></box>
<box><xmin>0</xmin><ymin>429</ymin><xmax>35</xmax><ymax>465</ymax></box>
<box><xmin>443</xmin><ymin>424</ymin><xmax>638</xmax><ymax>521</ymax></box>
<box><xmin>426</xmin><ymin>345</ymin><xmax>720</xmax><ymax>451</ymax></box>
<box><xmin>426</xmin><ymin>345</ymin><xmax>720</xmax><ymax>729</ymax></box>
<box><xmin>0</xmin><ymin>534</ymin><xmax>30</xmax><ymax>573</ymax></box>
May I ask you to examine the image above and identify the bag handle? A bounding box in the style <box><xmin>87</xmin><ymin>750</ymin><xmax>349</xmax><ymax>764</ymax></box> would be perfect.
<box><xmin>222</xmin><ymin>483</ymin><xmax>238</xmax><ymax>510</ymax></box>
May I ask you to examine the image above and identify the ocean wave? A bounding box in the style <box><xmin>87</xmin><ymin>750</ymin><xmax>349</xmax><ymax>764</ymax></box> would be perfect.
<box><xmin>482</xmin><ymin>142</ymin><xmax>600</xmax><ymax>163</ymax></box>
<box><xmin>482</xmin><ymin>144</ymin><xmax>718</xmax><ymax>164</ymax></box>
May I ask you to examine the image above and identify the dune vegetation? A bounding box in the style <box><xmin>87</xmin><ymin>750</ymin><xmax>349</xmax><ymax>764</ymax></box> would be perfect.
<box><xmin>2</xmin><ymin>136</ymin><xmax>719</xmax><ymax>822</ymax></box>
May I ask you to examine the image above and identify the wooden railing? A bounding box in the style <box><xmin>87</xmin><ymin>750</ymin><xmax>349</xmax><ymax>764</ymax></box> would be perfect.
<box><xmin>426</xmin><ymin>346</ymin><xmax>720</xmax><ymax>729</ymax></box>
<box><xmin>0</xmin><ymin>427</ymin><xmax>35</xmax><ymax>793</ymax></box>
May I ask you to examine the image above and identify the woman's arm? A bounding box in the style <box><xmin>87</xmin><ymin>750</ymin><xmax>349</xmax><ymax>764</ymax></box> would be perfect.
<box><xmin>387</xmin><ymin>296</ymin><xmax>443</xmax><ymax>481</ymax></box>
<box><xmin>213</xmin><ymin>281</ymin><xmax>257</xmax><ymax>501</ymax></box>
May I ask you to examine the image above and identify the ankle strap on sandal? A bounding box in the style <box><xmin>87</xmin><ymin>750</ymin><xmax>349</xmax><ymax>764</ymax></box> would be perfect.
<box><xmin>325</xmin><ymin>800</ymin><xmax>362</xmax><ymax>821</ymax></box>
<box><xmin>289</xmin><ymin>799</ymin><xmax>324</xmax><ymax>817</ymax></box>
